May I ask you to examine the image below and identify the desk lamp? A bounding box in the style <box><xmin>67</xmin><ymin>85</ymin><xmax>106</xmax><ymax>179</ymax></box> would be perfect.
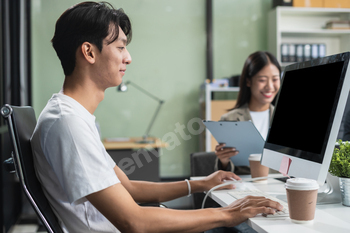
<box><xmin>117</xmin><ymin>80</ymin><xmax>164</xmax><ymax>144</ymax></box>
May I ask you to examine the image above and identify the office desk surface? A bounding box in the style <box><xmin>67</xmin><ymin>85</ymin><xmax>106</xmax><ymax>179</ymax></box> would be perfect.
<box><xmin>103</xmin><ymin>137</ymin><xmax>168</xmax><ymax>150</ymax></box>
<box><xmin>209</xmin><ymin>174</ymin><xmax>350</xmax><ymax>233</ymax></box>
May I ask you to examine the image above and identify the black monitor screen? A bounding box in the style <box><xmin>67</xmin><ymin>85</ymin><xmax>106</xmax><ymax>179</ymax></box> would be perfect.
<box><xmin>265</xmin><ymin>61</ymin><xmax>345</xmax><ymax>164</ymax></box>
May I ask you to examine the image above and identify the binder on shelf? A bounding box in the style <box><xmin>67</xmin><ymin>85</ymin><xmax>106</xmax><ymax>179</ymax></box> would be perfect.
<box><xmin>281</xmin><ymin>44</ymin><xmax>289</xmax><ymax>63</ymax></box>
<box><xmin>281</xmin><ymin>43</ymin><xmax>327</xmax><ymax>63</ymax></box>
<box><xmin>311</xmin><ymin>44</ymin><xmax>319</xmax><ymax>60</ymax></box>
<box><xmin>296</xmin><ymin>44</ymin><xmax>304</xmax><ymax>62</ymax></box>
<box><xmin>303</xmin><ymin>44</ymin><xmax>311</xmax><ymax>61</ymax></box>
<box><xmin>319</xmin><ymin>44</ymin><xmax>326</xmax><ymax>58</ymax></box>
<box><xmin>288</xmin><ymin>44</ymin><xmax>296</xmax><ymax>62</ymax></box>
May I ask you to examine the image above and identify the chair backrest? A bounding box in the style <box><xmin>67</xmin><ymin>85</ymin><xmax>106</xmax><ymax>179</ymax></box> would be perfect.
<box><xmin>190</xmin><ymin>151</ymin><xmax>220</xmax><ymax>209</ymax></box>
<box><xmin>1</xmin><ymin>104</ymin><xmax>63</xmax><ymax>233</ymax></box>
<box><xmin>190</xmin><ymin>151</ymin><xmax>217</xmax><ymax>177</ymax></box>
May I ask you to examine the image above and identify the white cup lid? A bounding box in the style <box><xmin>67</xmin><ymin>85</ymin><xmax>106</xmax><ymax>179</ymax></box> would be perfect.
<box><xmin>285</xmin><ymin>178</ymin><xmax>319</xmax><ymax>190</ymax></box>
<box><xmin>249</xmin><ymin>154</ymin><xmax>261</xmax><ymax>161</ymax></box>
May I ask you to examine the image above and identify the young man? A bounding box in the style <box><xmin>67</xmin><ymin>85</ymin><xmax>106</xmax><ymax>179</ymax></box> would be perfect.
<box><xmin>30</xmin><ymin>2</ymin><xmax>282</xmax><ymax>232</ymax></box>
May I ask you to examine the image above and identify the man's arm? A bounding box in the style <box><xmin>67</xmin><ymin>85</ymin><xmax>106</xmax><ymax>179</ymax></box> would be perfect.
<box><xmin>86</xmin><ymin>181</ymin><xmax>282</xmax><ymax>233</ymax></box>
<box><xmin>113</xmin><ymin>165</ymin><xmax>238</xmax><ymax>203</ymax></box>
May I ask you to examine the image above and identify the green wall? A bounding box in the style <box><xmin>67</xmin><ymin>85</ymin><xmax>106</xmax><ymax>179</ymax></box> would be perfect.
<box><xmin>31</xmin><ymin>0</ymin><xmax>272</xmax><ymax>178</ymax></box>
<box><xmin>213</xmin><ymin>0</ymin><xmax>272</xmax><ymax>80</ymax></box>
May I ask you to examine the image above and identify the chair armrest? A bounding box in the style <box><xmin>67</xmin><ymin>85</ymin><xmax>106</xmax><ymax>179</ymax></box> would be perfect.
<box><xmin>3</xmin><ymin>156</ymin><xmax>15</xmax><ymax>173</ymax></box>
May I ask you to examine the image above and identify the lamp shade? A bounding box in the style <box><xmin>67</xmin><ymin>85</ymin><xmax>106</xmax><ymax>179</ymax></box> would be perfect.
<box><xmin>117</xmin><ymin>81</ymin><xmax>130</xmax><ymax>92</ymax></box>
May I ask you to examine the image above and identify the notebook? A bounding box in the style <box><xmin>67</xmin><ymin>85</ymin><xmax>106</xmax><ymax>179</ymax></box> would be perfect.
<box><xmin>203</xmin><ymin>120</ymin><xmax>265</xmax><ymax>166</ymax></box>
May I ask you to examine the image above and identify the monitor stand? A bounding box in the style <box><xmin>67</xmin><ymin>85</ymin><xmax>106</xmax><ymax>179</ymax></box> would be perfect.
<box><xmin>316</xmin><ymin>173</ymin><xmax>342</xmax><ymax>205</ymax></box>
<box><xmin>275</xmin><ymin>173</ymin><xmax>341</xmax><ymax>205</ymax></box>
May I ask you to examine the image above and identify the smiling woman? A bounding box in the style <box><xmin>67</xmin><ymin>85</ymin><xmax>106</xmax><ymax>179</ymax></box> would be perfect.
<box><xmin>246</xmin><ymin>63</ymin><xmax>280</xmax><ymax>112</ymax></box>
<box><xmin>214</xmin><ymin>51</ymin><xmax>281</xmax><ymax>172</ymax></box>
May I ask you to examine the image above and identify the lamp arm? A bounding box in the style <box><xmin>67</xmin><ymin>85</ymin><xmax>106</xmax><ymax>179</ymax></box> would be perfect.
<box><xmin>127</xmin><ymin>81</ymin><xmax>163</xmax><ymax>102</ymax></box>
<box><xmin>143</xmin><ymin>101</ymin><xmax>164</xmax><ymax>140</ymax></box>
<box><xmin>121</xmin><ymin>80</ymin><xmax>165</xmax><ymax>143</ymax></box>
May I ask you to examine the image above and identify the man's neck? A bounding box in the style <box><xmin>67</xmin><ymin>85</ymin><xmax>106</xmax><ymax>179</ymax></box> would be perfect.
<box><xmin>62</xmin><ymin>76</ymin><xmax>105</xmax><ymax>114</ymax></box>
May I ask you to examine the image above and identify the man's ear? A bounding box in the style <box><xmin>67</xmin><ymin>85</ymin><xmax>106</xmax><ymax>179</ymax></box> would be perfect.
<box><xmin>81</xmin><ymin>42</ymin><xmax>96</xmax><ymax>64</ymax></box>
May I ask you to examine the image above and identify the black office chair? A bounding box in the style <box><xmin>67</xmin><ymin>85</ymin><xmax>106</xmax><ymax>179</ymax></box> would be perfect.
<box><xmin>1</xmin><ymin>104</ymin><xmax>63</xmax><ymax>233</ymax></box>
<box><xmin>190</xmin><ymin>151</ymin><xmax>217</xmax><ymax>177</ymax></box>
<box><xmin>190</xmin><ymin>151</ymin><xmax>220</xmax><ymax>209</ymax></box>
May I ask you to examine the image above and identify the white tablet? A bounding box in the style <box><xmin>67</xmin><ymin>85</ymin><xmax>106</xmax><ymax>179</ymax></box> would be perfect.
<box><xmin>203</xmin><ymin>120</ymin><xmax>265</xmax><ymax>166</ymax></box>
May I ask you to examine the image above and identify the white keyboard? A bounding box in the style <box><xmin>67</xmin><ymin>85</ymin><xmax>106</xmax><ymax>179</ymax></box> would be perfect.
<box><xmin>228</xmin><ymin>189</ymin><xmax>289</xmax><ymax>218</ymax></box>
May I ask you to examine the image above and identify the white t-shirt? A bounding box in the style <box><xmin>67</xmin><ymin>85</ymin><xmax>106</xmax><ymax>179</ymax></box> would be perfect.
<box><xmin>250</xmin><ymin>109</ymin><xmax>270</xmax><ymax>140</ymax></box>
<box><xmin>31</xmin><ymin>91</ymin><xmax>120</xmax><ymax>233</ymax></box>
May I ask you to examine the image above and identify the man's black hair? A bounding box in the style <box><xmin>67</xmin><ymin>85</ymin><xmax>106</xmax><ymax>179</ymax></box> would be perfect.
<box><xmin>51</xmin><ymin>1</ymin><xmax>132</xmax><ymax>76</ymax></box>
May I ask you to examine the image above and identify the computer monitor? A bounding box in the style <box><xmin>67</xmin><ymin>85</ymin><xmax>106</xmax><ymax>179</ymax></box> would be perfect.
<box><xmin>261</xmin><ymin>52</ymin><xmax>350</xmax><ymax>186</ymax></box>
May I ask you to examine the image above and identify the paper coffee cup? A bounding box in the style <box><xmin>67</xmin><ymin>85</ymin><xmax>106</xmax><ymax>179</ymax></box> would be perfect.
<box><xmin>249</xmin><ymin>154</ymin><xmax>269</xmax><ymax>183</ymax></box>
<box><xmin>285</xmin><ymin>178</ymin><xmax>319</xmax><ymax>224</ymax></box>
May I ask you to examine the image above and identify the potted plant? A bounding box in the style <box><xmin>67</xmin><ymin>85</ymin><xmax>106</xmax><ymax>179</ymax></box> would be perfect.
<box><xmin>329</xmin><ymin>139</ymin><xmax>350</xmax><ymax>206</ymax></box>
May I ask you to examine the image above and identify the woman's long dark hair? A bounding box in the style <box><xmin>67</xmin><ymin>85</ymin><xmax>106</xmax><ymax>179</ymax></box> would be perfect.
<box><xmin>230</xmin><ymin>51</ymin><xmax>281</xmax><ymax>110</ymax></box>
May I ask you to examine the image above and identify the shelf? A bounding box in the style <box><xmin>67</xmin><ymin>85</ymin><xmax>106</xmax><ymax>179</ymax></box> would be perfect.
<box><xmin>277</xmin><ymin>6</ymin><xmax>350</xmax><ymax>13</ymax></box>
<box><xmin>200</xmin><ymin>83</ymin><xmax>239</xmax><ymax>92</ymax></box>
<box><xmin>281</xmin><ymin>62</ymin><xmax>297</xmax><ymax>67</ymax></box>
<box><xmin>207</xmin><ymin>87</ymin><xmax>240</xmax><ymax>92</ymax></box>
<box><xmin>268</xmin><ymin>6</ymin><xmax>350</xmax><ymax>65</ymax></box>
<box><xmin>281</xmin><ymin>29</ymin><xmax>350</xmax><ymax>36</ymax></box>
<box><xmin>199</xmin><ymin>83</ymin><xmax>240</xmax><ymax>152</ymax></box>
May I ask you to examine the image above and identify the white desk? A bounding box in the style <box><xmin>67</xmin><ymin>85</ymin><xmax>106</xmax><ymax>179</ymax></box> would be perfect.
<box><xmin>209</xmin><ymin>174</ymin><xmax>350</xmax><ymax>233</ymax></box>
